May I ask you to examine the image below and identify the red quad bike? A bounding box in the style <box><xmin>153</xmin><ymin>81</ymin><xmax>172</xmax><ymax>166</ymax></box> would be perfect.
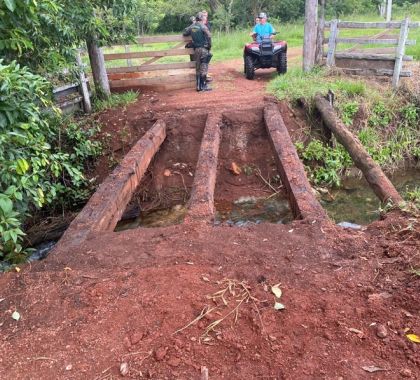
<box><xmin>243</xmin><ymin>33</ymin><xmax>287</xmax><ymax>79</ymax></box>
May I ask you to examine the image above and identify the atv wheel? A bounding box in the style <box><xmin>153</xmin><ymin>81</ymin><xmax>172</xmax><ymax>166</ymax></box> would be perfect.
<box><xmin>244</xmin><ymin>56</ymin><xmax>255</xmax><ymax>80</ymax></box>
<box><xmin>277</xmin><ymin>51</ymin><xmax>287</xmax><ymax>75</ymax></box>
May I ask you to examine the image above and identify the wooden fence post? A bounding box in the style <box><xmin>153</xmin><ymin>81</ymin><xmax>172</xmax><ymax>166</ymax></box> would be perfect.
<box><xmin>76</xmin><ymin>50</ymin><xmax>92</xmax><ymax>114</ymax></box>
<box><xmin>392</xmin><ymin>17</ymin><xmax>409</xmax><ymax>89</ymax></box>
<box><xmin>316</xmin><ymin>0</ymin><xmax>326</xmax><ymax>65</ymax></box>
<box><xmin>303</xmin><ymin>0</ymin><xmax>318</xmax><ymax>72</ymax></box>
<box><xmin>326</xmin><ymin>20</ymin><xmax>339</xmax><ymax>67</ymax></box>
<box><xmin>125</xmin><ymin>45</ymin><xmax>132</xmax><ymax>67</ymax></box>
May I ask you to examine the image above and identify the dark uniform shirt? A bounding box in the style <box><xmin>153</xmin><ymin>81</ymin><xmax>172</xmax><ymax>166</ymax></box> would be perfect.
<box><xmin>183</xmin><ymin>23</ymin><xmax>212</xmax><ymax>49</ymax></box>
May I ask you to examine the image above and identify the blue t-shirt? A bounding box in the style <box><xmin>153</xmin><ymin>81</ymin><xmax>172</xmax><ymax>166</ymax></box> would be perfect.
<box><xmin>253</xmin><ymin>23</ymin><xmax>275</xmax><ymax>42</ymax></box>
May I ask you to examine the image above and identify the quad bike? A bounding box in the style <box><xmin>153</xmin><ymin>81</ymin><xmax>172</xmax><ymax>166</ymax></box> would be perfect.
<box><xmin>243</xmin><ymin>33</ymin><xmax>287</xmax><ymax>80</ymax></box>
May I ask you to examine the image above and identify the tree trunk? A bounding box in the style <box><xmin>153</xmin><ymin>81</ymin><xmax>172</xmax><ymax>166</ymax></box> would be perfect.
<box><xmin>86</xmin><ymin>34</ymin><xmax>111</xmax><ymax>99</ymax></box>
<box><xmin>386</xmin><ymin>0</ymin><xmax>393</xmax><ymax>22</ymax></box>
<box><xmin>315</xmin><ymin>0</ymin><xmax>326</xmax><ymax>65</ymax></box>
<box><xmin>314</xmin><ymin>94</ymin><xmax>403</xmax><ymax>205</ymax></box>
<box><xmin>303</xmin><ymin>0</ymin><xmax>318</xmax><ymax>72</ymax></box>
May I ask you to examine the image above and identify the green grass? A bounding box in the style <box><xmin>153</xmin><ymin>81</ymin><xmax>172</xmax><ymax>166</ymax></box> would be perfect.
<box><xmin>92</xmin><ymin>91</ymin><xmax>138</xmax><ymax>112</ymax></box>
<box><xmin>268</xmin><ymin>67</ymin><xmax>366</xmax><ymax>102</ymax></box>
<box><xmin>211</xmin><ymin>23</ymin><xmax>303</xmax><ymax>62</ymax></box>
<box><xmin>270</xmin><ymin>66</ymin><xmax>419</xmax><ymax>187</ymax></box>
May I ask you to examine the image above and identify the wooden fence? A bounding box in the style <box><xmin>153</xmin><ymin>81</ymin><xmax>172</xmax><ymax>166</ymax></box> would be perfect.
<box><xmin>324</xmin><ymin>18</ymin><xmax>419</xmax><ymax>88</ymax></box>
<box><xmin>53</xmin><ymin>79</ymin><xmax>91</xmax><ymax>114</ymax></box>
<box><xmin>104</xmin><ymin>35</ymin><xmax>196</xmax><ymax>91</ymax></box>
<box><xmin>53</xmin><ymin>51</ymin><xmax>92</xmax><ymax>114</ymax></box>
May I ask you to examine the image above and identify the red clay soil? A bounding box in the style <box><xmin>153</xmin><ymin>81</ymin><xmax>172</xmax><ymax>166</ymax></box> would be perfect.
<box><xmin>1</xmin><ymin>52</ymin><xmax>419</xmax><ymax>379</ymax></box>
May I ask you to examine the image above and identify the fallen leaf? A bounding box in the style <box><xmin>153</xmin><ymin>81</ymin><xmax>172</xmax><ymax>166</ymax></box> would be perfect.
<box><xmin>15</xmin><ymin>267</ymin><xmax>21</xmax><ymax>273</ymax></box>
<box><xmin>163</xmin><ymin>169</ymin><xmax>171</xmax><ymax>177</ymax></box>
<box><xmin>274</xmin><ymin>302</ymin><xmax>285</xmax><ymax>310</ymax></box>
<box><xmin>202</xmin><ymin>276</ymin><xmax>210</xmax><ymax>282</ymax></box>
<box><xmin>288</xmin><ymin>229</ymin><xmax>294</xmax><ymax>233</ymax></box>
<box><xmin>11</xmin><ymin>311</ymin><xmax>20</xmax><ymax>321</ymax></box>
<box><xmin>362</xmin><ymin>365</ymin><xmax>387</xmax><ymax>373</ymax></box>
<box><xmin>230</xmin><ymin>162</ymin><xmax>241</xmax><ymax>175</ymax></box>
<box><xmin>120</xmin><ymin>362</ymin><xmax>129</xmax><ymax>376</ymax></box>
<box><xmin>406</xmin><ymin>334</ymin><xmax>420</xmax><ymax>343</ymax></box>
<box><xmin>271</xmin><ymin>284</ymin><xmax>282</xmax><ymax>299</ymax></box>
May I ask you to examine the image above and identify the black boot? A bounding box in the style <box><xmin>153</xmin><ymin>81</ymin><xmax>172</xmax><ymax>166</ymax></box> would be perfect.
<box><xmin>196</xmin><ymin>75</ymin><xmax>201</xmax><ymax>92</ymax></box>
<box><xmin>200</xmin><ymin>75</ymin><xmax>212</xmax><ymax>92</ymax></box>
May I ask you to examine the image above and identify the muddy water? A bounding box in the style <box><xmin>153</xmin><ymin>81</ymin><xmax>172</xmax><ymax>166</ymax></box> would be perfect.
<box><xmin>322</xmin><ymin>169</ymin><xmax>420</xmax><ymax>225</ymax></box>
<box><xmin>215</xmin><ymin>195</ymin><xmax>293</xmax><ymax>226</ymax></box>
<box><xmin>115</xmin><ymin>204</ymin><xmax>187</xmax><ymax>231</ymax></box>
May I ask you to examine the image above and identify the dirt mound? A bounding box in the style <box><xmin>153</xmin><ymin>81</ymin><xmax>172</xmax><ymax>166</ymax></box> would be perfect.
<box><xmin>1</xmin><ymin>213</ymin><xmax>419</xmax><ymax>379</ymax></box>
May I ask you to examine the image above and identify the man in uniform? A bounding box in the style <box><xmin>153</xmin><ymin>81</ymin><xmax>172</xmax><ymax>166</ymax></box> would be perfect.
<box><xmin>183</xmin><ymin>12</ymin><xmax>212</xmax><ymax>92</ymax></box>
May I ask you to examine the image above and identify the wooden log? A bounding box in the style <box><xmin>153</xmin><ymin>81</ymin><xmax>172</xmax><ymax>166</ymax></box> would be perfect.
<box><xmin>341</xmin><ymin>67</ymin><xmax>412</xmax><ymax>77</ymax></box>
<box><xmin>108</xmin><ymin>68</ymin><xmax>195</xmax><ymax>81</ymax></box>
<box><xmin>392</xmin><ymin>17</ymin><xmax>410</xmax><ymax>88</ymax></box>
<box><xmin>107</xmin><ymin>62</ymin><xmax>196</xmax><ymax>74</ymax></box>
<box><xmin>186</xmin><ymin>113</ymin><xmax>222</xmax><ymax>222</ymax></box>
<box><xmin>314</xmin><ymin>94</ymin><xmax>403</xmax><ymax>204</ymax></box>
<box><xmin>323</xmin><ymin>37</ymin><xmax>415</xmax><ymax>45</ymax></box>
<box><xmin>137</xmin><ymin>35</ymin><xmax>192</xmax><ymax>44</ymax></box>
<box><xmin>325</xmin><ymin>21</ymin><xmax>420</xmax><ymax>29</ymax></box>
<box><xmin>264</xmin><ymin>105</ymin><xmax>328</xmax><ymax>220</ymax></box>
<box><xmin>109</xmin><ymin>74</ymin><xmax>195</xmax><ymax>88</ymax></box>
<box><xmin>324</xmin><ymin>52</ymin><xmax>413</xmax><ymax>61</ymax></box>
<box><xmin>104</xmin><ymin>48</ymin><xmax>194</xmax><ymax>61</ymax></box>
<box><xmin>52</xmin><ymin>120</ymin><xmax>167</xmax><ymax>252</ymax></box>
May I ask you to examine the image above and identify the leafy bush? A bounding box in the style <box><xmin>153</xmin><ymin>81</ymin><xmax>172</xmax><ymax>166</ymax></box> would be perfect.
<box><xmin>0</xmin><ymin>61</ymin><xmax>101</xmax><ymax>261</ymax></box>
<box><xmin>296</xmin><ymin>140</ymin><xmax>352</xmax><ymax>187</ymax></box>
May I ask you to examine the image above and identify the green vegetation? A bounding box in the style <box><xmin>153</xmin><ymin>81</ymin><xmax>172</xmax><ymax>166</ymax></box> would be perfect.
<box><xmin>270</xmin><ymin>68</ymin><xmax>419</xmax><ymax>187</ymax></box>
<box><xmin>0</xmin><ymin>61</ymin><xmax>101</xmax><ymax>261</ymax></box>
<box><xmin>93</xmin><ymin>91</ymin><xmax>138</xmax><ymax>112</ymax></box>
<box><xmin>268</xmin><ymin>67</ymin><xmax>366</xmax><ymax>101</ymax></box>
<box><xmin>405</xmin><ymin>186</ymin><xmax>420</xmax><ymax>209</ymax></box>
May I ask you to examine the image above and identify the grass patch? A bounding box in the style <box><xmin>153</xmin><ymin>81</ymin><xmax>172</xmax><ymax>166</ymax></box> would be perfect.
<box><xmin>268</xmin><ymin>67</ymin><xmax>366</xmax><ymax>102</ymax></box>
<box><xmin>271</xmin><ymin>68</ymin><xmax>419</xmax><ymax>187</ymax></box>
<box><xmin>92</xmin><ymin>91</ymin><xmax>138</xmax><ymax>113</ymax></box>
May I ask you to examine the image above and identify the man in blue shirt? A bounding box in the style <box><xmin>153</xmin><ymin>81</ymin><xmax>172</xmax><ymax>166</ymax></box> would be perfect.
<box><xmin>253</xmin><ymin>12</ymin><xmax>275</xmax><ymax>43</ymax></box>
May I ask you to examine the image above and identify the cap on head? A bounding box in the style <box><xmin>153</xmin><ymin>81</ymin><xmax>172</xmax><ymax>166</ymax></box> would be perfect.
<box><xmin>258</xmin><ymin>12</ymin><xmax>267</xmax><ymax>19</ymax></box>
<box><xmin>196</xmin><ymin>12</ymin><xmax>205</xmax><ymax>21</ymax></box>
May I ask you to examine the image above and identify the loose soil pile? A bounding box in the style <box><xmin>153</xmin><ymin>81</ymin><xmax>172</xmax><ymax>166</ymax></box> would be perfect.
<box><xmin>0</xmin><ymin>52</ymin><xmax>419</xmax><ymax>379</ymax></box>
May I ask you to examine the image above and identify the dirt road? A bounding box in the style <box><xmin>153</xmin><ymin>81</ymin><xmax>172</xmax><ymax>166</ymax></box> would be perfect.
<box><xmin>0</xmin><ymin>49</ymin><xmax>419</xmax><ymax>380</ymax></box>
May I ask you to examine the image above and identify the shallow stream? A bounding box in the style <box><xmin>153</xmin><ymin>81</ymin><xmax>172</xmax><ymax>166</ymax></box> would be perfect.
<box><xmin>322</xmin><ymin>168</ymin><xmax>420</xmax><ymax>225</ymax></box>
<box><xmin>1</xmin><ymin>169</ymin><xmax>417</xmax><ymax>271</ymax></box>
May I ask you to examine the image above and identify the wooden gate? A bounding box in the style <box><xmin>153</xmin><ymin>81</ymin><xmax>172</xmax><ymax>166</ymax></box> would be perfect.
<box><xmin>324</xmin><ymin>18</ymin><xmax>419</xmax><ymax>88</ymax></box>
<box><xmin>104</xmin><ymin>35</ymin><xmax>195</xmax><ymax>91</ymax></box>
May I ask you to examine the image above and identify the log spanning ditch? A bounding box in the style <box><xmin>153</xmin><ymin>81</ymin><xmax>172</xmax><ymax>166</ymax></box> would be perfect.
<box><xmin>314</xmin><ymin>94</ymin><xmax>403</xmax><ymax>205</ymax></box>
<box><xmin>56</xmin><ymin>104</ymin><xmax>400</xmax><ymax>255</ymax></box>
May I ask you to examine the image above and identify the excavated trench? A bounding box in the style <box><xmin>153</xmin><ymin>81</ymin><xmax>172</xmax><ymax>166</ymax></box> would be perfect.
<box><xmin>115</xmin><ymin>113</ymin><xmax>207</xmax><ymax>230</ymax></box>
<box><xmin>115</xmin><ymin>108</ymin><xmax>294</xmax><ymax>231</ymax></box>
